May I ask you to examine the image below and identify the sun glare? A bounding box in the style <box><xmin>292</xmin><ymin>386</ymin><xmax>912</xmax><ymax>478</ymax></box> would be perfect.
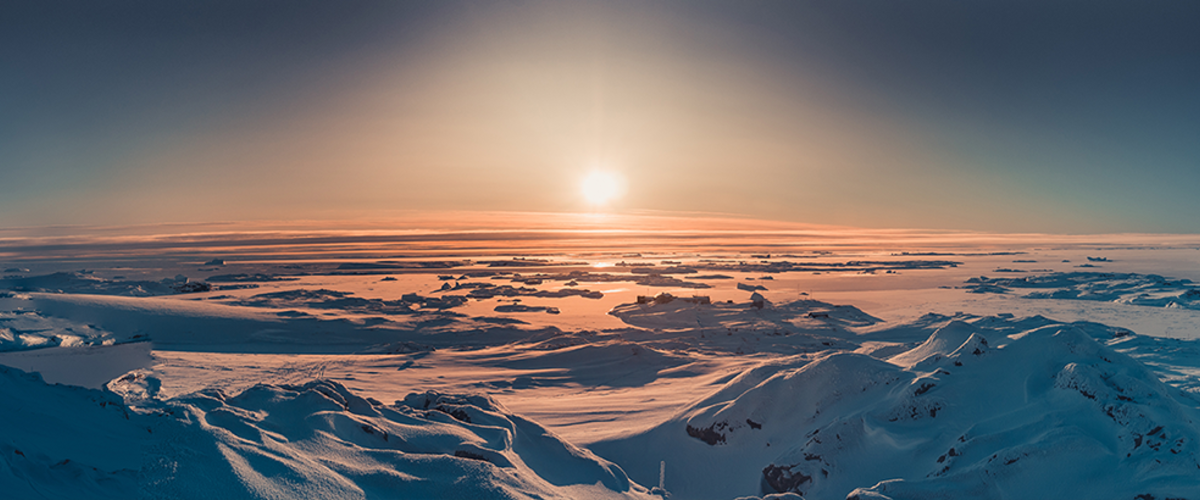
<box><xmin>581</xmin><ymin>170</ymin><xmax>624</xmax><ymax>207</ymax></box>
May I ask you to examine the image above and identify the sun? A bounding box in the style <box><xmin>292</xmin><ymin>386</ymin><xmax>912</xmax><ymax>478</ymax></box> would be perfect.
<box><xmin>580</xmin><ymin>170</ymin><xmax>624</xmax><ymax>207</ymax></box>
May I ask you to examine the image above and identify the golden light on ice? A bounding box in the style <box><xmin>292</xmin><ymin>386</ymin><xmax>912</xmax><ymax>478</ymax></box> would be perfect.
<box><xmin>581</xmin><ymin>170</ymin><xmax>624</xmax><ymax>207</ymax></box>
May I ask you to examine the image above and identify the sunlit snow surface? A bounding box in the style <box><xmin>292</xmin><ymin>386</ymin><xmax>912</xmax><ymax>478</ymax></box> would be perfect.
<box><xmin>3</xmin><ymin>235</ymin><xmax>1200</xmax><ymax>499</ymax></box>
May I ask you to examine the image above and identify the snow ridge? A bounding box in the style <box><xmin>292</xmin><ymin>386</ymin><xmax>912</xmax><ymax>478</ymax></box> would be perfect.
<box><xmin>592</xmin><ymin>318</ymin><xmax>1200</xmax><ymax>500</ymax></box>
<box><xmin>3</xmin><ymin>366</ymin><xmax>654</xmax><ymax>500</ymax></box>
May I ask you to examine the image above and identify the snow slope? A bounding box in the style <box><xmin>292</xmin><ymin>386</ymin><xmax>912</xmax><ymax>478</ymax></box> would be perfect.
<box><xmin>11</xmin><ymin>292</ymin><xmax>563</xmax><ymax>353</ymax></box>
<box><xmin>2</xmin><ymin>364</ymin><xmax>654</xmax><ymax>500</ymax></box>
<box><xmin>592</xmin><ymin>317</ymin><xmax>1200</xmax><ymax>500</ymax></box>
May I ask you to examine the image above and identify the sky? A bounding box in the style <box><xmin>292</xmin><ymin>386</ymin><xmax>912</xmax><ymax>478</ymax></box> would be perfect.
<box><xmin>2</xmin><ymin>0</ymin><xmax>1198</xmax><ymax>234</ymax></box>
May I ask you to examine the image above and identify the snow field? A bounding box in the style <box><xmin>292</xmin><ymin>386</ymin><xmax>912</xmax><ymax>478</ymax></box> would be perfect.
<box><xmin>3</xmin><ymin>247</ymin><xmax>1200</xmax><ymax>499</ymax></box>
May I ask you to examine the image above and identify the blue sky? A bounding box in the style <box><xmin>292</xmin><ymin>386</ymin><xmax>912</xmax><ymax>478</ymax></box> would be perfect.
<box><xmin>3</xmin><ymin>1</ymin><xmax>1198</xmax><ymax>233</ymax></box>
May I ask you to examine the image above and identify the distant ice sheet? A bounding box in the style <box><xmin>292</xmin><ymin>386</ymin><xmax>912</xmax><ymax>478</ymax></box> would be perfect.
<box><xmin>965</xmin><ymin>272</ymin><xmax>1200</xmax><ymax>309</ymax></box>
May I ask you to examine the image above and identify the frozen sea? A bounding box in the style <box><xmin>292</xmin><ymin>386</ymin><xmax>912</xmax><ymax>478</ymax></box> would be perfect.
<box><xmin>2</xmin><ymin>225</ymin><xmax>1200</xmax><ymax>499</ymax></box>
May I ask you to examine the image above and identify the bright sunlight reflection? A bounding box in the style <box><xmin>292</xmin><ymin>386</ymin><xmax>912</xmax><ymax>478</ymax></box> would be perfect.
<box><xmin>581</xmin><ymin>170</ymin><xmax>624</xmax><ymax>207</ymax></box>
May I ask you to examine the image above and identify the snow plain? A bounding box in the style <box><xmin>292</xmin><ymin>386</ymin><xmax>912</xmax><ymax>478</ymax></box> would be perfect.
<box><xmin>2</xmin><ymin>227</ymin><xmax>1200</xmax><ymax>499</ymax></box>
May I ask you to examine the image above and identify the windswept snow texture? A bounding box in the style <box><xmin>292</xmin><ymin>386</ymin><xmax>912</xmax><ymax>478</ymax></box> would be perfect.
<box><xmin>965</xmin><ymin>272</ymin><xmax>1200</xmax><ymax>309</ymax></box>
<box><xmin>2</xmin><ymin>365</ymin><xmax>653</xmax><ymax>500</ymax></box>
<box><xmin>591</xmin><ymin>316</ymin><xmax>1200</xmax><ymax>500</ymax></box>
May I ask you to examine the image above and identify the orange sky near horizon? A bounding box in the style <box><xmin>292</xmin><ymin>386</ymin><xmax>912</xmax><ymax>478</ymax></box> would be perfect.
<box><xmin>4</xmin><ymin>210</ymin><xmax>1200</xmax><ymax>263</ymax></box>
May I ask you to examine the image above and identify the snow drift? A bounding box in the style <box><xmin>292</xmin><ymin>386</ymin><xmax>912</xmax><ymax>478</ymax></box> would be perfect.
<box><xmin>592</xmin><ymin>318</ymin><xmax>1200</xmax><ymax>500</ymax></box>
<box><xmin>2</xmin><ymin>365</ymin><xmax>653</xmax><ymax>499</ymax></box>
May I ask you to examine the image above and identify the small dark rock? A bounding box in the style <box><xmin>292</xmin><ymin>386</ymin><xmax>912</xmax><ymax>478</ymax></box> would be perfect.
<box><xmin>454</xmin><ymin>450</ymin><xmax>490</xmax><ymax>462</ymax></box>
<box><xmin>433</xmin><ymin>405</ymin><xmax>471</xmax><ymax>423</ymax></box>
<box><xmin>686</xmin><ymin>423</ymin><xmax>726</xmax><ymax>445</ymax></box>
<box><xmin>762</xmin><ymin>464</ymin><xmax>811</xmax><ymax>494</ymax></box>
